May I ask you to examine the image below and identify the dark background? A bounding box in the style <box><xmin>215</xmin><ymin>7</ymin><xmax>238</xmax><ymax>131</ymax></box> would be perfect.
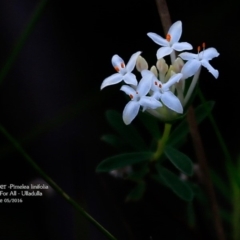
<box><xmin>0</xmin><ymin>0</ymin><xmax>238</xmax><ymax>239</ymax></box>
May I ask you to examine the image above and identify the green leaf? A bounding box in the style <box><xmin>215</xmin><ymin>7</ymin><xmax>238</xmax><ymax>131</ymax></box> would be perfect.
<box><xmin>226</xmin><ymin>160</ymin><xmax>240</xmax><ymax>189</ymax></box>
<box><xmin>125</xmin><ymin>182</ymin><xmax>146</xmax><ymax>202</ymax></box>
<box><xmin>96</xmin><ymin>152</ymin><xmax>153</xmax><ymax>172</ymax></box>
<box><xmin>152</xmin><ymin>174</ymin><xmax>167</xmax><ymax>187</ymax></box>
<box><xmin>164</xmin><ymin>145</ymin><xmax>193</xmax><ymax>176</ymax></box>
<box><xmin>168</xmin><ymin>101</ymin><xmax>215</xmax><ymax>146</ymax></box>
<box><xmin>106</xmin><ymin>110</ymin><xmax>147</xmax><ymax>151</ymax></box>
<box><xmin>138</xmin><ymin>112</ymin><xmax>161</xmax><ymax>140</ymax></box>
<box><xmin>220</xmin><ymin>209</ymin><xmax>232</xmax><ymax>224</ymax></box>
<box><xmin>188</xmin><ymin>182</ymin><xmax>207</xmax><ymax>204</ymax></box>
<box><xmin>187</xmin><ymin>202</ymin><xmax>196</xmax><ymax>227</ymax></box>
<box><xmin>127</xmin><ymin>164</ymin><xmax>149</xmax><ymax>181</ymax></box>
<box><xmin>210</xmin><ymin>170</ymin><xmax>231</xmax><ymax>201</ymax></box>
<box><xmin>156</xmin><ymin>166</ymin><xmax>194</xmax><ymax>201</ymax></box>
<box><xmin>101</xmin><ymin>134</ymin><xmax>127</xmax><ymax>149</ymax></box>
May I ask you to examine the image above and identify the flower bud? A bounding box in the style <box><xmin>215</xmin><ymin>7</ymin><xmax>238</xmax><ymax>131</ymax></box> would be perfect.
<box><xmin>165</xmin><ymin>65</ymin><xmax>174</xmax><ymax>82</ymax></box>
<box><xmin>136</xmin><ymin>56</ymin><xmax>148</xmax><ymax>72</ymax></box>
<box><xmin>156</xmin><ymin>58</ymin><xmax>168</xmax><ymax>75</ymax></box>
<box><xmin>172</xmin><ymin>57</ymin><xmax>184</xmax><ymax>73</ymax></box>
<box><xmin>150</xmin><ymin>66</ymin><xmax>158</xmax><ymax>77</ymax></box>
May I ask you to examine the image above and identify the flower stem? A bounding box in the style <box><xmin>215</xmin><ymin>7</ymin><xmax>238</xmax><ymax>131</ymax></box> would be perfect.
<box><xmin>0</xmin><ymin>0</ymin><xmax>49</xmax><ymax>86</ymax></box>
<box><xmin>0</xmin><ymin>124</ymin><xmax>117</xmax><ymax>240</ymax></box>
<box><xmin>152</xmin><ymin>123</ymin><xmax>172</xmax><ymax>161</ymax></box>
<box><xmin>183</xmin><ymin>67</ymin><xmax>201</xmax><ymax>106</ymax></box>
<box><xmin>176</xmin><ymin>81</ymin><xmax>184</xmax><ymax>104</ymax></box>
<box><xmin>170</xmin><ymin>51</ymin><xmax>176</xmax><ymax>65</ymax></box>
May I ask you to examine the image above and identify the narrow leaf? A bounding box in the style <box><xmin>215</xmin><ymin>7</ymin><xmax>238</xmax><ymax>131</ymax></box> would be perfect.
<box><xmin>210</xmin><ymin>170</ymin><xmax>231</xmax><ymax>201</ymax></box>
<box><xmin>101</xmin><ymin>134</ymin><xmax>127</xmax><ymax>149</ymax></box>
<box><xmin>125</xmin><ymin>182</ymin><xmax>146</xmax><ymax>202</ymax></box>
<box><xmin>127</xmin><ymin>164</ymin><xmax>149</xmax><ymax>181</ymax></box>
<box><xmin>226</xmin><ymin>160</ymin><xmax>240</xmax><ymax>189</ymax></box>
<box><xmin>96</xmin><ymin>152</ymin><xmax>153</xmax><ymax>172</ymax></box>
<box><xmin>187</xmin><ymin>202</ymin><xmax>196</xmax><ymax>227</ymax></box>
<box><xmin>156</xmin><ymin>166</ymin><xmax>194</xmax><ymax>201</ymax></box>
<box><xmin>168</xmin><ymin>101</ymin><xmax>215</xmax><ymax>146</ymax></box>
<box><xmin>164</xmin><ymin>145</ymin><xmax>193</xmax><ymax>176</ymax></box>
<box><xmin>220</xmin><ymin>209</ymin><xmax>232</xmax><ymax>224</ymax></box>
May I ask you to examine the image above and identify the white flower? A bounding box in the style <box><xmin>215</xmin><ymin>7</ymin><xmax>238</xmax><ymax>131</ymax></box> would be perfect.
<box><xmin>143</xmin><ymin>70</ymin><xmax>183</xmax><ymax>113</ymax></box>
<box><xmin>147</xmin><ymin>21</ymin><xmax>192</xmax><ymax>59</ymax></box>
<box><xmin>120</xmin><ymin>76</ymin><xmax>162</xmax><ymax>125</ymax></box>
<box><xmin>100</xmin><ymin>51</ymin><xmax>141</xmax><ymax>90</ymax></box>
<box><xmin>179</xmin><ymin>46</ymin><xmax>219</xmax><ymax>79</ymax></box>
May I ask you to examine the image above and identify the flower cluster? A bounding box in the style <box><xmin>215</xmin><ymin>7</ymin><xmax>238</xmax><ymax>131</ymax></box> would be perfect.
<box><xmin>100</xmin><ymin>21</ymin><xmax>219</xmax><ymax>125</ymax></box>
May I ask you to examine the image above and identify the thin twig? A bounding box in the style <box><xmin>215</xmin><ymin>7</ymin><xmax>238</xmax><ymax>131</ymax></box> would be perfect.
<box><xmin>153</xmin><ymin>0</ymin><xmax>225</xmax><ymax>239</ymax></box>
<box><xmin>186</xmin><ymin>107</ymin><xmax>225</xmax><ymax>240</ymax></box>
<box><xmin>154</xmin><ymin>0</ymin><xmax>172</xmax><ymax>35</ymax></box>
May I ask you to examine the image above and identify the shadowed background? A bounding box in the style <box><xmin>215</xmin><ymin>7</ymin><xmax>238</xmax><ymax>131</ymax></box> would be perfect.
<box><xmin>0</xmin><ymin>0</ymin><xmax>238</xmax><ymax>239</ymax></box>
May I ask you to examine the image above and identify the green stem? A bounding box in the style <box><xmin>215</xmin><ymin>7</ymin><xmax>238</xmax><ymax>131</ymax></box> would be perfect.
<box><xmin>152</xmin><ymin>123</ymin><xmax>172</xmax><ymax>161</ymax></box>
<box><xmin>0</xmin><ymin>124</ymin><xmax>117</xmax><ymax>240</ymax></box>
<box><xmin>170</xmin><ymin>51</ymin><xmax>176</xmax><ymax>65</ymax></box>
<box><xmin>183</xmin><ymin>67</ymin><xmax>201</xmax><ymax>107</ymax></box>
<box><xmin>0</xmin><ymin>0</ymin><xmax>49</xmax><ymax>85</ymax></box>
<box><xmin>232</xmin><ymin>177</ymin><xmax>240</xmax><ymax>240</ymax></box>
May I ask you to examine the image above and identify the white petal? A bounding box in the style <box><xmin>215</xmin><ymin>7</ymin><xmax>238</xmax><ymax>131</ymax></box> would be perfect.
<box><xmin>122</xmin><ymin>101</ymin><xmax>140</xmax><ymax>125</ymax></box>
<box><xmin>125</xmin><ymin>51</ymin><xmax>142</xmax><ymax>72</ymax></box>
<box><xmin>201</xmin><ymin>60</ymin><xmax>219</xmax><ymax>79</ymax></box>
<box><xmin>152</xmin><ymin>91</ymin><xmax>161</xmax><ymax>100</ymax></box>
<box><xmin>179</xmin><ymin>52</ymin><xmax>198</xmax><ymax>60</ymax></box>
<box><xmin>123</xmin><ymin>73</ymin><xmax>138</xmax><ymax>85</ymax></box>
<box><xmin>100</xmin><ymin>73</ymin><xmax>123</xmax><ymax>90</ymax></box>
<box><xmin>172</xmin><ymin>42</ymin><xmax>193</xmax><ymax>51</ymax></box>
<box><xmin>137</xmin><ymin>76</ymin><xmax>152</xmax><ymax>96</ymax></box>
<box><xmin>199</xmin><ymin>48</ymin><xmax>219</xmax><ymax>61</ymax></box>
<box><xmin>160</xmin><ymin>91</ymin><xmax>183</xmax><ymax>113</ymax></box>
<box><xmin>156</xmin><ymin>47</ymin><xmax>173</xmax><ymax>59</ymax></box>
<box><xmin>162</xmin><ymin>73</ymin><xmax>183</xmax><ymax>91</ymax></box>
<box><xmin>181</xmin><ymin>59</ymin><xmax>201</xmax><ymax>79</ymax></box>
<box><xmin>151</xmin><ymin>79</ymin><xmax>160</xmax><ymax>92</ymax></box>
<box><xmin>147</xmin><ymin>33</ymin><xmax>169</xmax><ymax>47</ymax></box>
<box><xmin>120</xmin><ymin>85</ymin><xmax>135</xmax><ymax>96</ymax></box>
<box><xmin>141</xmin><ymin>69</ymin><xmax>153</xmax><ymax>78</ymax></box>
<box><xmin>141</xmin><ymin>70</ymin><xmax>158</xmax><ymax>90</ymax></box>
<box><xmin>168</xmin><ymin>21</ymin><xmax>182</xmax><ymax>44</ymax></box>
<box><xmin>140</xmin><ymin>96</ymin><xmax>162</xmax><ymax>110</ymax></box>
<box><xmin>111</xmin><ymin>55</ymin><xmax>124</xmax><ymax>68</ymax></box>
